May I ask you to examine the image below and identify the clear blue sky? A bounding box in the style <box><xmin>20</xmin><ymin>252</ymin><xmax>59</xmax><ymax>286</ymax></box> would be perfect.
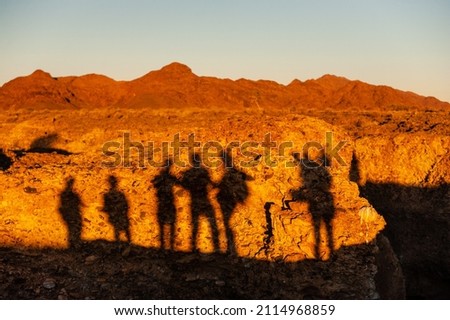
<box><xmin>1</xmin><ymin>0</ymin><xmax>449</xmax><ymax>102</ymax></box>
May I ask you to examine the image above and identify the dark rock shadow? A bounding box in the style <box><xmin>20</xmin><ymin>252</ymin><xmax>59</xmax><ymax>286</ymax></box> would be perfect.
<box><xmin>0</xmin><ymin>240</ymin><xmax>389</xmax><ymax>299</ymax></box>
<box><xmin>0</xmin><ymin>149</ymin><xmax>13</xmax><ymax>171</ymax></box>
<box><xmin>13</xmin><ymin>133</ymin><xmax>72</xmax><ymax>157</ymax></box>
<box><xmin>102</xmin><ymin>175</ymin><xmax>131</xmax><ymax>243</ymax></box>
<box><xmin>29</xmin><ymin>133</ymin><xmax>72</xmax><ymax>155</ymax></box>
<box><xmin>362</xmin><ymin>181</ymin><xmax>449</xmax><ymax>299</ymax></box>
<box><xmin>351</xmin><ymin>153</ymin><xmax>449</xmax><ymax>298</ymax></box>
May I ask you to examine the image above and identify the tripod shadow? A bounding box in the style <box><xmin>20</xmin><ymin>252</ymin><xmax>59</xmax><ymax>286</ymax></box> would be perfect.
<box><xmin>102</xmin><ymin>175</ymin><xmax>131</xmax><ymax>243</ymax></box>
<box><xmin>181</xmin><ymin>153</ymin><xmax>219</xmax><ymax>252</ymax></box>
<box><xmin>285</xmin><ymin>153</ymin><xmax>335</xmax><ymax>259</ymax></box>
<box><xmin>151</xmin><ymin>159</ymin><xmax>179</xmax><ymax>251</ymax></box>
<box><xmin>58</xmin><ymin>177</ymin><xmax>83</xmax><ymax>248</ymax></box>
<box><xmin>216</xmin><ymin>151</ymin><xmax>249</xmax><ymax>255</ymax></box>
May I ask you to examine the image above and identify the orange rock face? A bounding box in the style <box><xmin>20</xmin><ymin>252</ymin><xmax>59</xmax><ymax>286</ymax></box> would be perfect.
<box><xmin>0</xmin><ymin>114</ymin><xmax>385</xmax><ymax>263</ymax></box>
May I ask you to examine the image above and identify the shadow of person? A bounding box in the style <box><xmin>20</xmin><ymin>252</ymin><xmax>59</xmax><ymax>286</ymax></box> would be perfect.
<box><xmin>151</xmin><ymin>159</ymin><xmax>179</xmax><ymax>251</ymax></box>
<box><xmin>181</xmin><ymin>153</ymin><xmax>219</xmax><ymax>252</ymax></box>
<box><xmin>349</xmin><ymin>151</ymin><xmax>361</xmax><ymax>184</ymax></box>
<box><xmin>285</xmin><ymin>153</ymin><xmax>335</xmax><ymax>260</ymax></box>
<box><xmin>102</xmin><ymin>175</ymin><xmax>131</xmax><ymax>243</ymax></box>
<box><xmin>58</xmin><ymin>177</ymin><xmax>83</xmax><ymax>248</ymax></box>
<box><xmin>216</xmin><ymin>151</ymin><xmax>249</xmax><ymax>255</ymax></box>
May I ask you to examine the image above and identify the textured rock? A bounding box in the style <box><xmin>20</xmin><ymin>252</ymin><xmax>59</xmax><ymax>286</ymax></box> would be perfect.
<box><xmin>0</xmin><ymin>112</ymin><xmax>393</xmax><ymax>299</ymax></box>
<box><xmin>0</xmin><ymin>115</ymin><xmax>385</xmax><ymax>262</ymax></box>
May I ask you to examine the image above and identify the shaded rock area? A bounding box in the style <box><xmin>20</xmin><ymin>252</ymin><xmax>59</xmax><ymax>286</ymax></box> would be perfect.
<box><xmin>374</xmin><ymin>234</ymin><xmax>405</xmax><ymax>299</ymax></box>
<box><xmin>354</xmin><ymin>137</ymin><xmax>450</xmax><ymax>298</ymax></box>
<box><xmin>0</xmin><ymin>241</ymin><xmax>391</xmax><ymax>299</ymax></box>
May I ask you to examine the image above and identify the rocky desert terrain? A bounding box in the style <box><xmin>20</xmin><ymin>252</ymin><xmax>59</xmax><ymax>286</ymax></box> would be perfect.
<box><xmin>0</xmin><ymin>63</ymin><xmax>448</xmax><ymax>299</ymax></box>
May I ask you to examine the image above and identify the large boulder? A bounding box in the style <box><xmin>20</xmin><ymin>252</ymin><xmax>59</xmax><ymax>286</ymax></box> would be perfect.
<box><xmin>0</xmin><ymin>113</ymin><xmax>397</xmax><ymax>298</ymax></box>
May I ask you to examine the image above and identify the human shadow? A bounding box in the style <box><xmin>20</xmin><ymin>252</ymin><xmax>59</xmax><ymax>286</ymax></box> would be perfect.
<box><xmin>284</xmin><ymin>153</ymin><xmax>335</xmax><ymax>260</ymax></box>
<box><xmin>0</xmin><ymin>160</ymin><xmax>406</xmax><ymax>299</ymax></box>
<box><xmin>216</xmin><ymin>151</ymin><xmax>249</xmax><ymax>255</ymax></box>
<box><xmin>349</xmin><ymin>152</ymin><xmax>361</xmax><ymax>184</ymax></box>
<box><xmin>58</xmin><ymin>177</ymin><xmax>83</xmax><ymax>248</ymax></box>
<box><xmin>102</xmin><ymin>175</ymin><xmax>131</xmax><ymax>243</ymax></box>
<box><xmin>151</xmin><ymin>159</ymin><xmax>179</xmax><ymax>251</ymax></box>
<box><xmin>0</xmin><ymin>149</ymin><xmax>13</xmax><ymax>171</ymax></box>
<box><xmin>180</xmin><ymin>153</ymin><xmax>219</xmax><ymax>252</ymax></box>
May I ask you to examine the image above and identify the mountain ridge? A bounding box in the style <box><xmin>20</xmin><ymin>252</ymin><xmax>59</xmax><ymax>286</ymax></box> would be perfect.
<box><xmin>1</xmin><ymin>62</ymin><xmax>448</xmax><ymax>111</ymax></box>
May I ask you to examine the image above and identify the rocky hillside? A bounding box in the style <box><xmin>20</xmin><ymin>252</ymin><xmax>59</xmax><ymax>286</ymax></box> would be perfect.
<box><xmin>1</xmin><ymin>62</ymin><xmax>448</xmax><ymax>111</ymax></box>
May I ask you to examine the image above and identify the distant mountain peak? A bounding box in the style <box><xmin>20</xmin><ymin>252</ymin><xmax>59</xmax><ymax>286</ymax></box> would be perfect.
<box><xmin>160</xmin><ymin>62</ymin><xmax>193</xmax><ymax>74</ymax></box>
<box><xmin>318</xmin><ymin>74</ymin><xmax>344</xmax><ymax>79</ymax></box>
<box><xmin>287</xmin><ymin>79</ymin><xmax>303</xmax><ymax>88</ymax></box>
<box><xmin>313</xmin><ymin>74</ymin><xmax>351</xmax><ymax>89</ymax></box>
<box><xmin>133</xmin><ymin>62</ymin><xmax>195</xmax><ymax>83</ymax></box>
<box><xmin>30</xmin><ymin>69</ymin><xmax>53</xmax><ymax>79</ymax></box>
